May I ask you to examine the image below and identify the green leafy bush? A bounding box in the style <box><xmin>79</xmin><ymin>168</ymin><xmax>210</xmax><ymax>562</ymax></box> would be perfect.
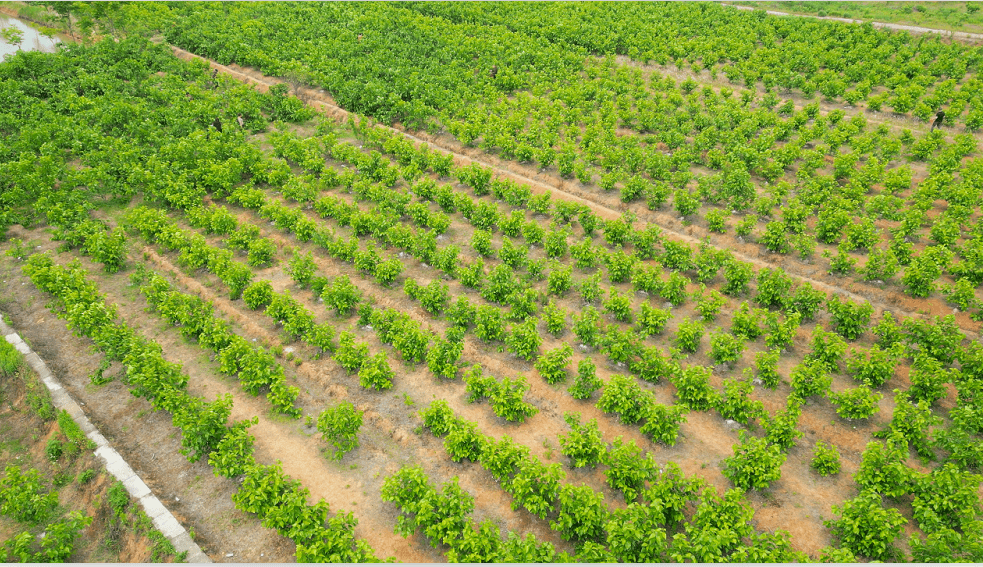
<box><xmin>603</xmin><ymin>438</ymin><xmax>656</xmax><ymax>502</ymax></box>
<box><xmin>358</xmin><ymin>352</ymin><xmax>394</xmax><ymax>391</ymax></box>
<box><xmin>827</xmin><ymin>296</ymin><xmax>873</xmax><ymax>340</ymax></box>
<box><xmin>420</xmin><ymin>400</ymin><xmax>456</xmax><ymax>436</ymax></box>
<box><xmin>535</xmin><ymin>344</ymin><xmax>572</xmax><ymax>385</ymax></box>
<box><xmin>674</xmin><ymin>319</ymin><xmax>704</xmax><ymax>353</ymax></box>
<box><xmin>825</xmin><ymin>491</ymin><xmax>906</xmax><ymax>561</ymax></box>
<box><xmin>572</xmin><ymin>306</ymin><xmax>601</xmax><ymax>347</ymax></box>
<box><xmin>730</xmin><ymin>302</ymin><xmax>763</xmax><ymax>340</ymax></box>
<box><xmin>317</xmin><ymin>401</ymin><xmax>363</xmax><ymax>460</ymax></box>
<box><xmin>907</xmin><ymin>353</ymin><xmax>953</xmax><ymax>405</ymax></box>
<box><xmin>910</xmin><ymin>463</ymin><xmax>983</xmax><ymax>534</ymax></box>
<box><xmin>322</xmin><ymin>275</ymin><xmax>362</xmax><ymax>316</ymax></box>
<box><xmin>846</xmin><ymin>344</ymin><xmax>899</xmax><ymax>387</ymax></box>
<box><xmin>805</xmin><ymin>325</ymin><xmax>847</xmax><ymax>371</ymax></box>
<box><xmin>334</xmin><ymin>332</ymin><xmax>369</xmax><ymax>373</ymax></box>
<box><xmin>763</xmin><ymin>311</ymin><xmax>800</xmax><ymax>350</ymax></box>
<box><xmin>559</xmin><ymin>413</ymin><xmax>605</xmax><ymax>468</ymax></box>
<box><xmin>635</xmin><ymin>303</ymin><xmax>671</xmax><ymax>337</ymax></box>
<box><xmin>529</xmin><ymin>297</ymin><xmax>564</xmax><ymax>333</ymax></box>
<box><xmin>718</xmin><ymin>377</ymin><xmax>764</xmax><ymax>425</ymax></box>
<box><xmin>762</xmin><ymin>398</ymin><xmax>804</xmax><ymax>450</ymax></box>
<box><xmin>44</xmin><ymin>438</ymin><xmax>63</xmax><ymax>462</ymax></box>
<box><xmin>722</xmin><ymin>260</ymin><xmax>754</xmax><ymax>296</ymax></box>
<box><xmin>829</xmin><ymin>386</ymin><xmax>883</xmax><ymax>420</ymax></box>
<box><xmin>546</xmin><ymin>264</ymin><xmax>572</xmax><ymax>296</ymax></box>
<box><xmin>552</xmin><ymin>484</ymin><xmax>608</xmax><ymax>543</ymax></box>
<box><xmin>506</xmin><ymin>317</ymin><xmax>542</xmax><ymax>361</ymax></box>
<box><xmin>474</xmin><ymin>305</ymin><xmax>506</xmax><ymax>343</ymax></box>
<box><xmin>753</xmin><ymin>349</ymin><xmax>782</xmax><ymax>389</ymax></box>
<box><xmin>639</xmin><ymin>402</ymin><xmax>688</xmax><ymax>446</ymax></box>
<box><xmin>603</xmin><ymin>288</ymin><xmax>634</xmax><ymax>323</ymax></box>
<box><xmin>789</xmin><ymin>361</ymin><xmax>832</xmax><ymax>400</ymax></box>
<box><xmin>242</xmin><ymin>280</ymin><xmax>274</xmax><ymax>310</ymax></box>
<box><xmin>660</xmin><ymin>272</ymin><xmax>689</xmax><ymax>306</ymax></box>
<box><xmin>490</xmin><ymin>376</ymin><xmax>538</xmax><ymax>423</ymax></box>
<box><xmin>854</xmin><ymin>438</ymin><xmax>914</xmax><ymax>498</ymax></box>
<box><xmin>709</xmin><ymin>331</ymin><xmax>744</xmax><ymax>365</ymax></box>
<box><xmin>444</xmin><ymin>420</ymin><xmax>486</xmax><ymax>463</ymax></box>
<box><xmin>569</xmin><ymin>358</ymin><xmax>603</xmax><ymax>400</ymax></box>
<box><xmin>671</xmin><ymin>365</ymin><xmax>717</xmax><ymax>411</ymax></box>
<box><xmin>755</xmin><ymin>267</ymin><xmax>792</xmax><ymax>310</ymax></box>
<box><xmin>286</xmin><ymin>250</ymin><xmax>317</xmax><ymax>288</ymax></box>
<box><xmin>208</xmin><ymin>418</ymin><xmax>258</xmax><ymax>478</ymax></box>
<box><xmin>877</xmin><ymin>390</ymin><xmax>942</xmax><ymax>459</ymax></box>
<box><xmin>0</xmin><ymin>340</ymin><xmax>22</xmax><ymax>377</ymax></box>
<box><xmin>789</xmin><ymin>282</ymin><xmax>826</xmax><ymax>321</ymax></box>
<box><xmin>0</xmin><ymin>466</ymin><xmax>58</xmax><ymax>524</ymax></box>
<box><xmin>694</xmin><ymin>287</ymin><xmax>726</xmax><ymax>322</ymax></box>
<box><xmin>811</xmin><ymin>441</ymin><xmax>841</xmax><ymax>476</ymax></box>
<box><xmin>722</xmin><ymin>431</ymin><xmax>786</xmax><ymax>490</ymax></box>
<box><xmin>578</xmin><ymin>273</ymin><xmax>603</xmax><ymax>304</ymax></box>
<box><xmin>426</xmin><ymin>328</ymin><xmax>464</xmax><ymax>380</ymax></box>
<box><xmin>597</xmin><ymin>375</ymin><xmax>650</xmax><ymax>425</ymax></box>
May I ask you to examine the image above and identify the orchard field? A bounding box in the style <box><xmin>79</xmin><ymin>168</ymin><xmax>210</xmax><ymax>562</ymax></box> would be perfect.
<box><xmin>1</xmin><ymin>1</ymin><xmax>983</xmax><ymax>562</ymax></box>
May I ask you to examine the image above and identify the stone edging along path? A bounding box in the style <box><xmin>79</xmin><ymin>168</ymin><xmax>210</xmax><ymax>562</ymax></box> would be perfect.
<box><xmin>0</xmin><ymin>318</ymin><xmax>211</xmax><ymax>564</ymax></box>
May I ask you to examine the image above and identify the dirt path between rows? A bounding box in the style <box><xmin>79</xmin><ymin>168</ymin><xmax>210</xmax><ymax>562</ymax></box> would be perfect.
<box><xmin>169</xmin><ymin>45</ymin><xmax>981</xmax><ymax>342</ymax></box>
<box><xmin>0</xmin><ymin>229</ymin><xmax>295</xmax><ymax>563</ymax></box>
<box><xmin>206</xmin><ymin>182</ymin><xmax>899</xmax><ymax>557</ymax></box>
<box><xmin>128</xmin><ymin>222</ymin><xmax>580</xmax><ymax>557</ymax></box>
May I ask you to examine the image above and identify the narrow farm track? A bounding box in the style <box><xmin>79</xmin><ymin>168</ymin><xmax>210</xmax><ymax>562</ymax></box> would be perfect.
<box><xmin>169</xmin><ymin>45</ymin><xmax>981</xmax><ymax>342</ymax></box>
<box><xmin>128</xmin><ymin>226</ymin><xmax>579</xmax><ymax>556</ymax></box>
<box><xmin>723</xmin><ymin>3</ymin><xmax>983</xmax><ymax>41</ymax></box>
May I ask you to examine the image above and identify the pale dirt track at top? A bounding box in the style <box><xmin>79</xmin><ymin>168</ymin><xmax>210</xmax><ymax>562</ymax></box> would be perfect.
<box><xmin>168</xmin><ymin>45</ymin><xmax>981</xmax><ymax>342</ymax></box>
<box><xmin>724</xmin><ymin>3</ymin><xmax>983</xmax><ymax>41</ymax></box>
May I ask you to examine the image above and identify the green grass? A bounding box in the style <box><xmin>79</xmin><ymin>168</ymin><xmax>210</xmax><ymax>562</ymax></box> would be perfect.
<box><xmin>732</xmin><ymin>1</ymin><xmax>983</xmax><ymax>33</ymax></box>
<box><xmin>0</xmin><ymin>338</ymin><xmax>23</xmax><ymax>377</ymax></box>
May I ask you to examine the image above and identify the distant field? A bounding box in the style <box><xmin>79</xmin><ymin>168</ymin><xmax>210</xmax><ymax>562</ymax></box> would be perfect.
<box><xmin>732</xmin><ymin>1</ymin><xmax>983</xmax><ymax>33</ymax></box>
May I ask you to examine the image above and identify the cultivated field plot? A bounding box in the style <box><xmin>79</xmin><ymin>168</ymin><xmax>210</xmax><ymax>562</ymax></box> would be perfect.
<box><xmin>1</xmin><ymin>1</ymin><xmax>982</xmax><ymax>562</ymax></box>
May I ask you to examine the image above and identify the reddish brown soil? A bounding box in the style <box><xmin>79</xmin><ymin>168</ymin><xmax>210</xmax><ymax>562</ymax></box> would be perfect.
<box><xmin>0</xmin><ymin>334</ymin><xmax>181</xmax><ymax>562</ymax></box>
<box><xmin>1</xmin><ymin>42</ymin><xmax>976</xmax><ymax>563</ymax></box>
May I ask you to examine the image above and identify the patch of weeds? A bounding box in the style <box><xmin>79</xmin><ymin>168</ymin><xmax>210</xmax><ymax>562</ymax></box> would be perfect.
<box><xmin>53</xmin><ymin>470</ymin><xmax>74</xmax><ymax>487</ymax></box>
<box><xmin>25</xmin><ymin>375</ymin><xmax>56</xmax><ymax>421</ymax></box>
<box><xmin>145</xmin><ymin>526</ymin><xmax>178</xmax><ymax>562</ymax></box>
<box><xmin>0</xmin><ymin>339</ymin><xmax>24</xmax><ymax>377</ymax></box>
<box><xmin>89</xmin><ymin>359</ymin><xmax>114</xmax><ymax>386</ymax></box>
<box><xmin>77</xmin><ymin>469</ymin><xmax>96</xmax><ymax>485</ymax></box>
<box><xmin>45</xmin><ymin>437</ymin><xmax>64</xmax><ymax>461</ymax></box>
<box><xmin>402</xmin><ymin>392</ymin><xmax>415</xmax><ymax>407</ymax></box>
<box><xmin>107</xmin><ymin>481</ymin><xmax>129</xmax><ymax>516</ymax></box>
<box><xmin>4</xmin><ymin>238</ymin><xmax>28</xmax><ymax>260</ymax></box>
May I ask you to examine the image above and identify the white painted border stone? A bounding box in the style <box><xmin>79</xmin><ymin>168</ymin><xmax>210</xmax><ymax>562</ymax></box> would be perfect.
<box><xmin>1</xmin><ymin>319</ymin><xmax>211</xmax><ymax>563</ymax></box>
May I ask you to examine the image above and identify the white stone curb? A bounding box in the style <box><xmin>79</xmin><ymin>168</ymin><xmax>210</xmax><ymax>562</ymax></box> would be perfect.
<box><xmin>1</xmin><ymin>320</ymin><xmax>211</xmax><ymax>563</ymax></box>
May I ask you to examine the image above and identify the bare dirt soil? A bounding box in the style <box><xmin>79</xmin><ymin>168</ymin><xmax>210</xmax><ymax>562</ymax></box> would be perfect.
<box><xmin>0</xmin><ymin>334</ymin><xmax>179</xmax><ymax>562</ymax></box>
<box><xmin>1</xmin><ymin>40</ymin><xmax>977</xmax><ymax>563</ymax></box>
<box><xmin>0</xmin><ymin>230</ymin><xmax>295</xmax><ymax>563</ymax></box>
